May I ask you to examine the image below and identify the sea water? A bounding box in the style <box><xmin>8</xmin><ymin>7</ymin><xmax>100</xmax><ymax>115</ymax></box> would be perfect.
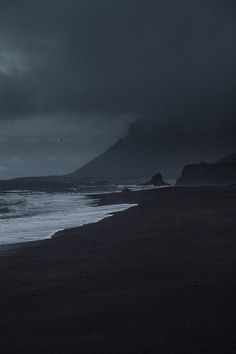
<box><xmin>0</xmin><ymin>190</ymin><xmax>137</xmax><ymax>245</ymax></box>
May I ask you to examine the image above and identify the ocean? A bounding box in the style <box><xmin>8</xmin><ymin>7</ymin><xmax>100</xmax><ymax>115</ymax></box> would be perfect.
<box><xmin>0</xmin><ymin>188</ymin><xmax>137</xmax><ymax>245</ymax></box>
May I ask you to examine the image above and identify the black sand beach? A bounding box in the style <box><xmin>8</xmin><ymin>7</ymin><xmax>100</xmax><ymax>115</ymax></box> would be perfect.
<box><xmin>0</xmin><ymin>186</ymin><xmax>236</xmax><ymax>353</ymax></box>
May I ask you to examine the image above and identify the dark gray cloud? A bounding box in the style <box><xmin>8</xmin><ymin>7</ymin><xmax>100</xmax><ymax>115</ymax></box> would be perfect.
<box><xmin>0</xmin><ymin>0</ymin><xmax>235</xmax><ymax>117</ymax></box>
<box><xmin>0</xmin><ymin>0</ymin><xmax>235</xmax><ymax>177</ymax></box>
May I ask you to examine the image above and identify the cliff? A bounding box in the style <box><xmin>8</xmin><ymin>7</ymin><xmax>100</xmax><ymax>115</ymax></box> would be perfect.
<box><xmin>177</xmin><ymin>154</ymin><xmax>236</xmax><ymax>185</ymax></box>
<box><xmin>69</xmin><ymin>121</ymin><xmax>170</xmax><ymax>184</ymax></box>
<box><xmin>69</xmin><ymin>119</ymin><xmax>230</xmax><ymax>184</ymax></box>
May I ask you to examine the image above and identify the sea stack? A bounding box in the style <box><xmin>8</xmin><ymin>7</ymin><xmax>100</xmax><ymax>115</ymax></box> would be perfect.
<box><xmin>145</xmin><ymin>172</ymin><xmax>169</xmax><ymax>186</ymax></box>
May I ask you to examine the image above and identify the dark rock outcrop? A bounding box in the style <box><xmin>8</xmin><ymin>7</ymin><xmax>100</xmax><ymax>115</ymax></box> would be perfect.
<box><xmin>122</xmin><ymin>188</ymin><xmax>132</xmax><ymax>194</ymax></box>
<box><xmin>145</xmin><ymin>172</ymin><xmax>169</xmax><ymax>186</ymax></box>
<box><xmin>177</xmin><ymin>154</ymin><xmax>236</xmax><ymax>185</ymax></box>
<box><xmin>70</xmin><ymin>118</ymin><xmax>236</xmax><ymax>184</ymax></box>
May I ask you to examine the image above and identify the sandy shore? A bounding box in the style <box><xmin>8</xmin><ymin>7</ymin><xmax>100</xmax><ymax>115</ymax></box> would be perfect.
<box><xmin>0</xmin><ymin>186</ymin><xmax>236</xmax><ymax>353</ymax></box>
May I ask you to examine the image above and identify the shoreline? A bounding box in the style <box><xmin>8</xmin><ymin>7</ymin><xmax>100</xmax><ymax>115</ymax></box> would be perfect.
<box><xmin>0</xmin><ymin>190</ymin><xmax>138</xmax><ymax>249</ymax></box>
<box><xmin>0</xmin><ymin>185</ymin><xmax>236</xmax><ymax>353</ymax></box>
<box><xmin>0</xmin><ymin>186</ymin><xmax>160</xmax><ymax>253</ymax></box>
<box><xmin>51</xmin><ymin>202</ymin><xmax>138</xmax><ymax>240</ymax></box>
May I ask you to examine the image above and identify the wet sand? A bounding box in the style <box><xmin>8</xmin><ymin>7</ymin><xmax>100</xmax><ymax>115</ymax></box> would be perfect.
<box><xmin>0</xmin><ymin>186</ymin><xmax>236</xmax><ymax>353</ymax></box>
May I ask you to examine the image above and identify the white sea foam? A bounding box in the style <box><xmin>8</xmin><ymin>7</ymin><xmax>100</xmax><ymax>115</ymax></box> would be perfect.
<box><xmin>0</xmin><ymin>191</ymin><xmax>137</xmax><ymax>245</ymax></box>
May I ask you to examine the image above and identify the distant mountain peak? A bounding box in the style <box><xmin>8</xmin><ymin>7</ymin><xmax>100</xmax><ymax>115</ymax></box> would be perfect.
<box><xmin>69</xmin><ymin>118</ymin><xmax>236</xmax><ymax>184</ymax></box>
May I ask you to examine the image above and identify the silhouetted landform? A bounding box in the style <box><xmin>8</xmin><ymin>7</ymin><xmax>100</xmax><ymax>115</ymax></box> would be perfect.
<box><xmin>122</xmin><ymin>188</ymin><xmax>132</xmax><ymax>194</ymax></box>
<box><xmin>0</xmin><ymin>118</ymin><xmax>235</xmax><ymax>189</ymax></box>
<box><xmin>144</xmin><ymin>172</ymin><xmax>169</xmax><ymax>186</ymax></box>
<box><xmin>177</xmin><ymin>153</ymin><xmax>236</xmax><ymax>185</ymax></box>
<box><xmin>69</xmin><ymin>119</ymin><xmax>235</xmax><ymax>183</ymax></box>
<box><xmin>0</xmin><ymin>174</ymin><xmax>112</xmax><ymax>192</ymax></box>
<box><xmin>0</xmin><ymin>119</ymin><xmax>235</xmax><ymax>188</ymax></box>
<box><xmin>0</xmin><ymin>175</ymin><xmax>70</xmax><ymax>192</ymax></box>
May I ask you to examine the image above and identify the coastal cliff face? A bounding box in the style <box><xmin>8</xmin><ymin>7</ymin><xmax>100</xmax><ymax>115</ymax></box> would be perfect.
<box><xmin>69</xmin><ymin>121</ymin><xmax>177</xmax><ymax>183</ymax></box>
<box><xmin>177</xmin><ymin>154</ymin><xmax>236</xmax><ymax>185</ymax></box>
<box><xmin>70</xmin><ymin>119</ymin><xmax>234</xmax><ymax>184</ymax></box>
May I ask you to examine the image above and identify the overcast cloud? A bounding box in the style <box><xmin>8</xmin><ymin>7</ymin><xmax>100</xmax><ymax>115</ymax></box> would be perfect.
<box><xmin>0</xmin><ymin>0</ymin><xmax>235</xmax><ymax>178</ymax></box>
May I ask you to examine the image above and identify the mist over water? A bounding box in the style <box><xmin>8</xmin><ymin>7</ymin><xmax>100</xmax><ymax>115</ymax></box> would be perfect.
<box><xmin>0</xmin><ymin>190</ymin><xmax>137</xmax><ymax>245</ymax></box>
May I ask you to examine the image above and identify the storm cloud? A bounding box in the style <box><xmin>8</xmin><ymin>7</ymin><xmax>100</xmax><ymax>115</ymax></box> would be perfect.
<box><xmin>0</xmin><ymin>0</ymin><xmax>235</xmax><ymax>177</ymax></box>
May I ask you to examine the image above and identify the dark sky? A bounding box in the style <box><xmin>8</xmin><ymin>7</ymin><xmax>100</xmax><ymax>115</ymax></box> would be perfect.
<box><xmin>0</xmin><ymin>0</ymin><xmax>235</xmax><ymax>178</ymax></box>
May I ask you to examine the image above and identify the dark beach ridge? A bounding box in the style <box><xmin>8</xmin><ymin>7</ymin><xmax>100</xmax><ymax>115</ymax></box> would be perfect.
<box><xmin>0</xmin><ymin>186</ymin><xmax>236</xmax><ymax>353</ymax></box>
